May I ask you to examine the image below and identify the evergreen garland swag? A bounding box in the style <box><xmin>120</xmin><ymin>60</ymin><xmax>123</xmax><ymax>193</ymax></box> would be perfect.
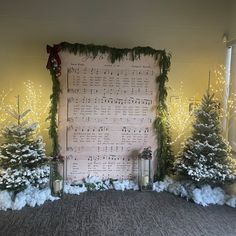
<box><xmin>46</xmin><ymin>42</ymin><xmax>173</xmax><ymax>180</ymax></box>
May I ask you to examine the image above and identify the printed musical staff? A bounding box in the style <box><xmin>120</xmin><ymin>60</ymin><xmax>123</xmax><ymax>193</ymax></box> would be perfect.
<box><xmin>67</xmin><ymin>116</ymin><xmax>152</xmax><ymax>124</ymax></box>
<box><xmin>67</xmin><ymin>96</ymin><xmax>152</xmax><ymax>105</ymax></box>
<box><xmin>68</xmin><ymin>67</ymin><xmax>154</xmax><ymax>77</ymax></box>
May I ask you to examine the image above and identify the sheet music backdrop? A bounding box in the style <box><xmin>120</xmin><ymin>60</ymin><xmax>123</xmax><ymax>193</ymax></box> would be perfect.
<box><xmin>46</xmin><ymin>42</ymin><xmax>171</xmax><ymax>182</ymax></box>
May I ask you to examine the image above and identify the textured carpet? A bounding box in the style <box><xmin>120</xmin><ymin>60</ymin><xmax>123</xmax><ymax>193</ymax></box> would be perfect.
<box><xmin>0</xmin><ymin>191</ymin><xmax>235</xmax><ymax>236</ymax></box>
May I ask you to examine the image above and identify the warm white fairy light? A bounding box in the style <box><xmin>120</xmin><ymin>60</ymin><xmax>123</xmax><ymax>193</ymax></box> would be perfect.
<box><xmin>22</xmin><ymin>80</ymin><xmax>50</xmax><ymax>133</ymax></box>
<box><xmin>0</xmin><ymin>81</ymin><xmax>50</xmax><ymax>135</ymax></box>
<box><xmin>210</xmin><ymin>65</ymin><xmax>236</xmax><ymax>134</ymax></box>
<box><xmin>0</xmin><ymin>90</ymin><xmax>14</xmax><ymax>126</ymax></box>
<box><xmin>167</xmin><ymin>82</ymin><xmax>195</xmax><ymax>154</ymax></box>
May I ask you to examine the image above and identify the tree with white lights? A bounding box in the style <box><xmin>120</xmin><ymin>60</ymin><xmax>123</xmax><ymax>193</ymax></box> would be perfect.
<box><xmin>175</xmin><ymin>92</ymin><xmax>236</xmax><ymax>185</ymax></box>
<box><xmin>0</xmin><ymin>96</ymin><xmax>49</xmax><ymax>194</ymax></box>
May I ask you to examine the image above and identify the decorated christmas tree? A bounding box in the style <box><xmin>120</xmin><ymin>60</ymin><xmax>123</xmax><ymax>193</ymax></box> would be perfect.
<box><xmin>0</xmin><ymin>96</ymin><xmax>49</xmax><ymax>194</ymax></box>
<box><xmin>175</xmin><ymin>92</ymin><xmax>236</xmax><ymax>185</ymax></box>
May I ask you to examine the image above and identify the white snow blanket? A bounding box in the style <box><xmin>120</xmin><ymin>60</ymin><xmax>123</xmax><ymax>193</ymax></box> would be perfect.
<box><xmin>0</xmin><ymin>176</ymin><xmax>139</xmax><ymax>211</ymax></box>
<box><xmin>0</xmin><ymin>186</ymin><xmax>59</xmax><ymax>211</ymax></box>
<box><xmin>64</xmin><ymin>175</ymin><xmax>139</xmax><ymax>194</ymax></box>
<box><xmin>1</xmin><ymin>176</ymin><xmax>235</xmax><ymax>211</ymax></box>
<box><xmin>153</xmin><ymin>176</ymin><xmax>236</xmax><ymax>207</ymax></box>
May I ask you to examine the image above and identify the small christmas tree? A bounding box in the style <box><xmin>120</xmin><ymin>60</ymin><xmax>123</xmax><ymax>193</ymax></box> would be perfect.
<box><xmin>175</xmin><ymin>92</ymin><xmax>236</xmax><ymax>185</ymax></box>
<box><xmin>0</xmin><ymin>96</ymin><xmax>49</xmax><ymax>193</ymax></box>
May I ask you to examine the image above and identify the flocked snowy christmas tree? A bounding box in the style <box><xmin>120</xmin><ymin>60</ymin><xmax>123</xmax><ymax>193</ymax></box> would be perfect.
<box><xmin>175</xmin><ymin>92</ymin><xmax>236</xmax><ymax>185</ymax></box>
<box><xmin>0</xmin><ymin>96</ymin><xmax>49</xmax><ymax>194</ymax></box>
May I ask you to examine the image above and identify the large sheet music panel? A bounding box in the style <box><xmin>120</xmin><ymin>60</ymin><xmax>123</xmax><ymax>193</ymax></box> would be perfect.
<box><xmin>58</xmin><ymin>51</ymin><xmax>160</xmax><ymax>182</ymax></box>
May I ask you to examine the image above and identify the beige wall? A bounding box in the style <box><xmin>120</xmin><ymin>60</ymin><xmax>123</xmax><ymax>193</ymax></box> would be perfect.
<box><xmin>0</xmin><ymin>0</ymin><xmax>231</xmax><ymax>152</ymax></box>
<box><xmin>229</xmin><ymin>0</ymin><xmax>236</xmax><ymax>41</ymax></box>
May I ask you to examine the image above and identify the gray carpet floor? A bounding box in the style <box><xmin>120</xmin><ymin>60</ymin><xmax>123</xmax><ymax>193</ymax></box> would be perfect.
<box><xmin>0</xmin><ymin>191</ymin><xmax>235</xmax><ymax>236</ymax></box>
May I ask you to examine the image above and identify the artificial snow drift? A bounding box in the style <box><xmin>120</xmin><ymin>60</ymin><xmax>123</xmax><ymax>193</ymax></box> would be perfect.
<box><xmin>0</xmin><ymin>176</ymin><xmax>139</xmax><ymax>211</ymax></box>
<box><xmin>153</xmin><ymin>176</ymin><xmax>236</xmax><ymax>207</ymax></box>
<box><xmin>0</xmin><ymin>186</ymin><xmax>58</xmax><ymax>211</ymax></box>
<box><xmin>1</xmin><ymin>176</ymin><xmax>236</xmax><ymax>211</ymax></box>
<box><xmin>64</xmin><ymin>175</ymin><xmax>139</xmax><ymax>195</ymax></box>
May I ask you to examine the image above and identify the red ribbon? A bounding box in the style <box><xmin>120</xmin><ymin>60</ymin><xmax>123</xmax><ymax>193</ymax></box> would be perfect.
<box><xmin>46</xmin><ymin>44</ymin><xmax>62</xmax><ymax>70</ymax></box>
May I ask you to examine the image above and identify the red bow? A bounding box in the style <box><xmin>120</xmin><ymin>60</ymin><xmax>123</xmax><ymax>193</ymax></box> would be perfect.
<box><xmin>46</xmin><ymin>44</ymin><xmax>62</xmax><ymax>70</ymax></box>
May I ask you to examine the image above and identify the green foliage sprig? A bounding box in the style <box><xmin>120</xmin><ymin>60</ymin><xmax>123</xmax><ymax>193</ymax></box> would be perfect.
<box><xmin>47</xmin><ymin>42</ymin><xmax>172</xmax><ymax>179</ymax></box>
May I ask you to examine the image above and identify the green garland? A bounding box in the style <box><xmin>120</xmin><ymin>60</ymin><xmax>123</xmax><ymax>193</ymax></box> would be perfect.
<box><xmin>47</xmin><ymin>42</ymin><xmax>172</xmax><ymax>179</ymax></box>
<box><xmin>60</xmin><ymin>42</ymin><xmax>163</xmax><ymax>63</ymax></box>
<box><xmin>47</xmin><ymin>70</ymin><xmax>60</xmax><ymax>156</ymax></box>
<box><xmin>154</xmin><ymin>53</ymin><xmax>174</xmax><ymax>180</ymax></box>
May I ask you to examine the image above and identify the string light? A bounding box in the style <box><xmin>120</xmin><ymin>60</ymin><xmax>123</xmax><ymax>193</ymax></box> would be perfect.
<box><xmin>211</xmin><ymin>65</ymin><xmax>236</xmax><ymax>132</ymax></box>
<box><xmin>0</xmin><ymin>89</ymin><xmax>13</xmax><ymax>125</ymax></box>
<box><xmin>167</xmin><ymin>82</ymin><xmax>195</xmax><ymax>153</ymax></box>
<box><xmin>0</xmin><ymin>81</ymin><xmax>50</xmax><ymax>135</ymax></box>
<box><xmin>22</xmin><ymin>80</ymin><xmax>50</xmax><ymax>133</ymax></box>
